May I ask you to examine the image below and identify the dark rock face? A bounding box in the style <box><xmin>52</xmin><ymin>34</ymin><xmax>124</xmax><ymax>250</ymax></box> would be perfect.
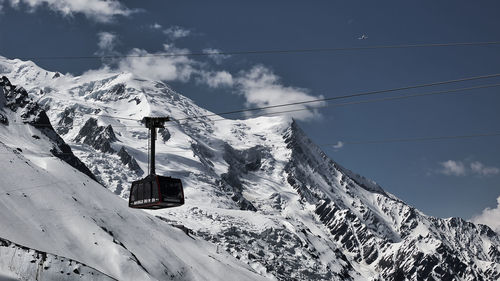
<box><xmin>109</xmin><ymin>83</ymin><xmax>125</xmax><ymax>97</ymax></box>
<box><xmin>117</xmin><ymin>146</ymin><xmax>143</xmax><ymax>176</ymax></box>
<box><xmin>74</xmin><ymin>118</ymin><xmax>117</xmax><ymax>153</ymax></box>
<box><xmin>1</xmin><ymin>76</ymin><xmax>30</xmax><ymax>111</ymax></box>
<box><xmin>0</xmin><ymin>112</ymin><xmax>7</xmax><ymax>125</ymax></box>
<box><xmin>0</xmin><ymin>236</ymin><xmax>116</xmax><ymax>281</ymax></box>
<box><xmin>192</xmin><ymin>212</ymin><xmax>355</xmax><ymax>281</ymax></box>
<box><xmin>283</xmin><ymin>120</ymin><xmax>500</xmax><ymax>281</ymax></box>
<box><xmin>219</xmin><ymin>143</ymin><xmax>271</xmax><ymax>211</ymax></box>
<box><xmin>56</xmin><ymin>108</ymin><xmax>75</xmax><ymax>135</ymax></box>
<box><xmin>191</xmin><ymin>142</ymin><xmax>214</xmax><ymax>167</ymax></box>
<box><xmin>158</xmin><ymin>128</ymin><xmax>171</xmax><ymax>142</ymax></box>
<box><xmin>0</xmin><ymin>76</ymin><xmax>98</xmax><ymax>182</ymax></box>
<box><xmin>128</xmin><ymin>96</ymin><xmax>141</xmax><ymax>105</ymax></box>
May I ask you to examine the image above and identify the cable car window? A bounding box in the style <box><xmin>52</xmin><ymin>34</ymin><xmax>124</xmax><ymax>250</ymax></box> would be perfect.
<box><xmin>130</xmin><ymin>184</ymin><xmax>137</xmax><ymax>203</ymax></box>
<box><xmin>152</xmin><ymin>180</ymin><xmax>159</xmax><ymax>200</ymax></box>
<box><xmin>144</xmin><ymin>181</ymin><xmax>152</xmax><ymax>202</ymax></box>
<box><xmin>160</xmin><ymin>180</ymin><xmax>167</xmax><ymax>198</ymax></box>
<box><xmin>172</xmin><ymin>181</ymin><xmax>182</xmax><ymax>197</ymax></box>
<box><xmin>166</xmin><ymin>181</ymin><xmax>175</xmax><ymax>197</ymax></box>
<box><xmin>137</xmin><ymin>183</ymin><xmax>144</xmax><ymax>201</ymax></box>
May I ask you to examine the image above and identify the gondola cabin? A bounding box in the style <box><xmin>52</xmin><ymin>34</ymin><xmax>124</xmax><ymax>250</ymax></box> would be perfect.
<box><xmin>129</xmin><ymin>174</ymin><xmax>184</xmax><ymax>209</ymax></box>
<box><xmin>128</xmin><ymin>116</ymin><xmax>185</xmax><ymax>210</ymax></box>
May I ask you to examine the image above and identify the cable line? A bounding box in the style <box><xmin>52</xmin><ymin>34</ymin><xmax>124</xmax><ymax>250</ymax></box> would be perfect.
<box><xmin>321</xmin><ymin>132</ymin><xmax>500</xmax><ymax>146</ymax></box>
<box><xmin>2</xmin><ymin>130</ymin><xmax>499</xmax><ymax>156</ymax></box>
<box><xmin>13</xmin><ymin>41</ymin><xmax>500</xmax><ymax>61</ymax></box>
<box><xmin>7</xmin><ymin>80</ymin><xmax>500</xmax><ymax>129</ymax></box>
<box><xmin>175</xmin><ymin>73</ymin><xmax>500</xmax><ymax>122</ymax></box>
<box><xmin>23</xmin><ymin>72</ymin><xmax>500</xmax><ymax>124</ymax></box>
<box><xmin>238</xmin><ymin>83</ymin><xmax>500</xmax><ymax>119</ymax></box>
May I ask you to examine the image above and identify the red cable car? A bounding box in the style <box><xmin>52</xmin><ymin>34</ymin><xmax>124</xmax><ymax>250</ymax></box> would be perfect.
<box><xmin>128</xmin><ymin>117</ymin><xmax>184</xmax><ymax>209</ymax></box>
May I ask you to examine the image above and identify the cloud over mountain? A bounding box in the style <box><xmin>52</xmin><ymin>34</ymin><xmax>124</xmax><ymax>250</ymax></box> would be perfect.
<box><xmin>4</xmin><ymin>0</ymin><xmax>133</xmax><ymax>22</ymax></box>
<box><xmin>472</xmin><ymin>196</ymin><xmax>500</xmax><ymax>233</ymax></box>
<box><xmin>236</xmin><ymin>65</ymin><xmax>326</xmax><ymax>120</ymax></box>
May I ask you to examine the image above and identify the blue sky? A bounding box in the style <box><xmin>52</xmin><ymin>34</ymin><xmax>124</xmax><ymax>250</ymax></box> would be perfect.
<box><xmin>1</xmin><ymin>0</ymin><xmax>499</xmax><ymax>224</ymax></box>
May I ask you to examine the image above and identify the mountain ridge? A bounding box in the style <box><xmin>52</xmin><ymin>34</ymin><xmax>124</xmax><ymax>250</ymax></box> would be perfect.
<box><xmin>0</xmin><ymin>56</ymin><xmax>499</xmax><ymax>280</ymax></box>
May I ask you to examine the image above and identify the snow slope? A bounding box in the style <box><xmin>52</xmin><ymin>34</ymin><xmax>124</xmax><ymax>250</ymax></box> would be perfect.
<box><xmin>0</xmin><ymin>68</ymin><xmax>268</xmax><ymax>280</ymax></box>
<box><xmin>0</xmin><ymin>236</ymin><xmax>117</xmax><ymax>281</ymax></box>
<box><xmin>1</xmin><ymin>56</ymin><xmax>500</xmax><ymax>280</ymax></box>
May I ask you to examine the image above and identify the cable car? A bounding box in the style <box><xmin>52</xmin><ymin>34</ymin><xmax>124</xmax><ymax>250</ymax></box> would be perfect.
<box><xmin>129</xmin><ymin>175</ymin><xmax>184</xmax><ymax>209</ymax></box>
<box><xmin>128</xmin><ymin>117</ymin><xmax>185</xmax><ymax>209</ymax></box>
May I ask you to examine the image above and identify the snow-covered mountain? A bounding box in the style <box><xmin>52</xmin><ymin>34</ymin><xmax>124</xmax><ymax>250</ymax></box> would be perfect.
<box><xmin>1</xmin><ymin>56</ymin><xmax>499</xmax><ymax>280</ymax></box>
<box><xmin>0</xmin><ymin>61</ymin><xmax>270</xmax><ymax>281</ymax></box>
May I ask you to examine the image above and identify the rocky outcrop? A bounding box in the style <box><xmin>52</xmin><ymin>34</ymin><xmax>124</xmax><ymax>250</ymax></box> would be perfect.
<box><xmin>0</xmin><ymin>76</ymin><xmax>98</xmax><ymax>182</ymax></box>
<box><xmin>0</xmin><ymin>112</ymin><xmax>7</xmax><ymax>125</ymax></box>
<box><xmin>219</xmin><ymin>143</ymin><xmax>271</xmax><ymax>211</ymax></box>
<box><xmin>74</xmin><ymin>118</ymin><xmax>117</xmax><ymax>153</ymax></box>
<box><xmin>4</xmin><ymin>56</ymin><xmax>500</xmax><ymax>280</ymax></box>
<box><xmin>117</xmin><ymin>146</ymin><xmax>143</xmax><ymax>176</ymax></box>
<box><xmin>284</xmin><ymin>120</ymin><xmax>500</xmax><ymax>281</ymax></box>
<box><xmin>1</xmin><ymin>76</ymin><xmax>30</xmax><ymax>111</ymax></box>
<box><xmin>0</xmin><ymin>236</ymin><xmax>117</xmax><ymax>281</ymax></box>
<box><xmin>56</xmin><ymin>107</ymin><xmax>75</xmax><ymax>135</ymax></box>
<box><xmin>158</xmin><ymin>127</ymin><xmax>171</xmax><ymax>142</ymax></box>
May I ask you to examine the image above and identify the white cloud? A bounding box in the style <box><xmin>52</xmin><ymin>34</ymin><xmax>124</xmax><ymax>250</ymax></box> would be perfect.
<box><xmin>96</xmin><ymin>31</ymin><xmax>117</xmax><ymax>54</ymax></box>
<box><xmin>199</xmin><ymin>71</ymin><xmax>233</xmax><ymax>88</ymax></box>
<box><xmin>94</xmin><ymin>41</ymin><xmax>320</xmax><ymax>122</ymax></box>
<box><xmin>114</xmin><ymin>47</ymin><xmax>232</xmax><ymax>88</ymax></box>
<box><xmin>471</xmin><ymin>196</ymin><xmax>500</xmax><ymax>233</ymax></box>
<box><xmin>470</xmin><ymin>161</ymin><xmax>500</xmax><ymax>176</ymax></box>
<box><xmin>116</xmin><ymin>44</ymin><xmax>197</xmax><ymax>82</ymax></box>
<box><xmin>332</xmin><ymin>141</ymin><xmax>344</xmax><ymax>150</ymax></box>
<box><xmin>5</xmin><ymin>0</ymin><xmax>133</xmax><ymax>22</ymax></box>
<box><xmin>150</xmin><ymin>23</ymin><xmax>162</xmax><ymax>30</ymax></box>
<box><xmin>235</xmin><ymin>65</ymin><xmax>325</xmax><ymax>121</ymax></box>
<box><xmin>163</xmin><ymin>26</ymin><xmax>191</xmax><ymax>40</ymax></box>
<box><xmin>439</xmin><ymin>160</ymin><xmax>467</xmax><ymax>176</ymax></box>
<box><xmin>109</xmin><ymin>48</ymin><xmax>322</xmax><ymax>122</ymax></box>
<box><xmin>438</xmin><ymin>160</ymin><xmax>499</xmax><ymax>177</ymax></box>
<box><xmin>202</xmin><ymin>48</ymin><xmax>230</xmax><ymax>64</ymax></box>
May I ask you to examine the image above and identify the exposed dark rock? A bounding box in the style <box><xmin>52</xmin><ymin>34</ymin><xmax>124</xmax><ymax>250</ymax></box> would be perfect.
<box><xmin>0</xmin><ymin>236</ymin><xmax>117</xmax><ymax>280</ymax></box>
<box><xmin>0</xmin><ymin>76</ymin><xmax>98</xmax><ymax>182</ymax></box>
<box><xmin>1</xmin><ymin>76</ymin><xmax>30</xmax><ymax>111</ymax></box>
<box><xmin>191</xmin><ymin>142</ymin><xmax>214</xmax><ymax>167</ymax></box>
<box><xmin>128</xmin><ymin>96</ymin><xmax>141</xmax><ymax>104</ymax></box>
<box><xmin>117</xmin><ymin>146</ymin><xmax>143</xmax><ymax>176</ymax></box>
<box><xmin>199</xmin><ymin>225</ymin><xmax>353</xmax><ymax>280</ymax></box>
<box><xmin>0</xmin><ymin>81</ymin><xmax>5</xmax><ymax>107</ymax></box>
<box><xmin>158</xmin><ymin>127</ymin><xmax>171</xmax><ymax>142</ymax></box>
<box><xmin>219</xmin><ymin>143</ymin><xmax>270</xmax><ymax>211</ymax></box>
<box><xmin>56</xmin><ymin>107</ymin><xmax>75</xmax><ymax>135</ymax></box>
<box><xmin>286</xmin><ymin>119</ymin><xmax>500</xmax><ymax>281</ymax></box>
<box><xmin>32</xmin><ymin>113</ymin><xmax>98</xmax><ymax>182</ymax></box>
<box><xmin>74</xmin><ymin>118</ymin><xmax>117</xmax><ymax>153</ymax></box>
<box><xmin>0</xmin><ymin>112</ymin><xmax>7</xmax><ymax>125</ymax></box>
<box><xmin>109</xmin><ymin>83</ymin><xmax>125</xmax><ymax>96</ymax></box>
<box><xmin>223</xmin><ymin>143</ymin><xmax>265</xmax><ymax>173</ymax></box>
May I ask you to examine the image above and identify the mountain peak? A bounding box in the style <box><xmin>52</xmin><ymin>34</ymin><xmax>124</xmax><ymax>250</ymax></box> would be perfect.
<box><xmin>1</xmin><ymin>58</ymin><xmax>499</xmax><ymax>280</ymax></box>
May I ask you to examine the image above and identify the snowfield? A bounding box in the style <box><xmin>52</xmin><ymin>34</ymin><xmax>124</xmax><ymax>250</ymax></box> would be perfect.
<box><xmin>0</xmin><ymin>56</ymin><xmax>499</xmax><ymax>280</ymax></box>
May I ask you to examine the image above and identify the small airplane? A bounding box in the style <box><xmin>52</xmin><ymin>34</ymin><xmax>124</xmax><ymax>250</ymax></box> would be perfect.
<box><xmin>357</xmin><ymin>34</ymin><xmax>368</xmax><ymax>40</ymax></box>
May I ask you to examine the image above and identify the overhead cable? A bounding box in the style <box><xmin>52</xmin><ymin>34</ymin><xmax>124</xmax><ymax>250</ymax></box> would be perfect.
<box><xmin>7</xmin><ymin>80</ymin><xmax>500</xmax><ymax>129</ymax></box>
<box><xmin>322</xmin><ymin>132</ymin><xmax>500</xmax><ymax>146</ymax></box>
<box><xmin>14</xmin><ymin>41</ymin><xmax>500</xmax><ymax>61</ymax></box>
